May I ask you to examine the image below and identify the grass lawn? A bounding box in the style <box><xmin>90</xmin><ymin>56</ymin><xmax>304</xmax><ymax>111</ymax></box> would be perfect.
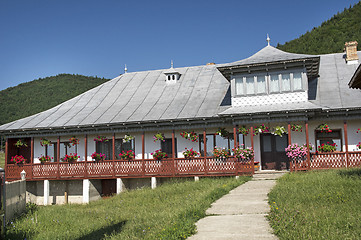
<box><xmin>268</xmin><ymin>168</ymin><xmax>361</xmax><ymax>240</ymax></box>
<box><xmin>0</xmin><ymin>152</ymin><xmax>4</xmax><ymax>168</ymax></box>
<box><xmin>6</xmin><ymin>176</ymin><xmax>250</xmax><ymax>239</ymax></box>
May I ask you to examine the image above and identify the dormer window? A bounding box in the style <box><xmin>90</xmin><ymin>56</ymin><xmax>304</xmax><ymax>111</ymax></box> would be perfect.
<box><xmin>234</xmin><ymin>69</ymin><xmax>306</xmax><ymax>96</ymax></box>
<box><xmin>164</xmin><ymin>68</ymin><xmax>180</xmax><ymax>84</ymax></box>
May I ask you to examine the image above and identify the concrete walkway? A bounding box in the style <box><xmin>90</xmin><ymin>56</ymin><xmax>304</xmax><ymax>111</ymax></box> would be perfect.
<box><xmin>188</xmin><ymin>172</ymin><xmax>285</xmax><ymax>240</ymax></box>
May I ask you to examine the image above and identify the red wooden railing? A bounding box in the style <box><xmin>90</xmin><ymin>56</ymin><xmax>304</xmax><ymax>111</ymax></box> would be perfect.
<box><xmin>5</xmin><ymin>157</ymin><xmax>254</xmax><ymax>182</ymax></box>
<box><xmin>291</xmin><ymin>152</ymin><xmax>361</xmax><ymax>172</ymax></box>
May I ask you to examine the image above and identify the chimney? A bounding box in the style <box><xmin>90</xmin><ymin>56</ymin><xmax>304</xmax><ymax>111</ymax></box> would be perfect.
<box><xmin>206</xmin><ymin>62</ymin><xmax>215</xmax><ymax>65</ymax></box>
<box><xmin>345</xmin><ymin>41</ymin><xmax>358</xmax><ymax>64</ymax></box>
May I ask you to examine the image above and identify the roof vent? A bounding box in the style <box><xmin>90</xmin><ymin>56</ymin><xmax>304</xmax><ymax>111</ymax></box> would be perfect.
<box><xmin>345</xmin><ymin>41</ymin><xmax>358</xmax><ymax>65</ymax></box>
<box><xmin>164</xmin><ymin>60</ymin><xmax>180</xmax><ymax>84</ymax></box>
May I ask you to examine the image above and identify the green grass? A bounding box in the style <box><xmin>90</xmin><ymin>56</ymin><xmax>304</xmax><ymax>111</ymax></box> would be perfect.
<box><xmin>6</xmin><ymin>176</ymin><xmax>250</xmax><ymax>239</ymax></box>
<box><xmin>268</xmin><ymin>169</ymin><xmax>361</xmax><ymax>240</ymax></box>
<box><xmin>0</xmin><ymin>152</ymin><xmax>4</xmax><ymax>168</ymax></box>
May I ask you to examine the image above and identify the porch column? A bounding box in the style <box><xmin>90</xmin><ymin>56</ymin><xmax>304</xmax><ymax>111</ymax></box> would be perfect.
<box><xmin>112</xmin><ymin>133</ymin><xmax>116</xmax><ymax>177</ymax></box>
<box><xmin>83</xmin><ymin>179</ymin><xmax>90</xmax><ymax>204</ymax></box>
<box><xmin>233</xmin><ymin>125</ymin><xmax>238</xmax><ymax>149</ymax></box>
<box><xmin>84</xmin><ymin>134</ymin><xmax>88</xmax><ymax>178</ymax></box>
<box><xmin>151</xmin><ymin>177</ymin><xmax>157</xmax><ymax>189</ymax></box>
<box><xmin>116</xmin><ymin>178</ymin><xmax>125</xmax><ymax>194</ymax></box>
<box><xmin>30</xmin><ymin>137</ymin><xmax>34</xmax><ymax>164</ymax></box>
<box><xmin>142</xmin><ymin>131</ymin><xmax>145</xmax><ymax>177</ymax></box>
<box><xmin>44</xmin><ymin>180</ymin><xmax>50</xmax><ymax>205</ymax></box>
<box><xmin>203</xmin><ymin>129</ymin><xmax>208</xmax><ymax>175</ymax></box>
<box><xmin>250</xmin><ymin>126</ymin><xmax>254</xmax><ymax>173</ymax></box>
<box><xmin>287</xmin><ymin>123</ymin><xmax>292</xmax><ymax>145</ymax></box>
<box><xmin>203</xmin><ymin>129</ymin><xmax>207</xmax><ymax>157</ymax></box>
<box><xmin>172</xmin><ymin>130</ymin><xmax>176</xmax><ymax>177</ymax></box>
<box><xmin>57</xmin><ymin>136</ymin><xmax>60</xmax><ymax>179</ymax></box>
<box><xmin>5</xmin><ymin>137</ymin><xmax>8</xmax><ymax>170</ymax></box>
<box><xmin>305</xmin><ymin>122</ymin><xmax>311</xmax><ymax>170</ymax></box>
<box><xmin>112</xmin><ymin>133</ymin><xmax>115</xmax><ymax>160</ymax></box>
<box><xmin>142</xmin><ymin>131</ymin><xmax>145</xmax><ymax>159</ymax></box>
<box><xmin>344</xmin><ymin>121</ymin><xmax>349</xmax><ymax>167</ymax></box>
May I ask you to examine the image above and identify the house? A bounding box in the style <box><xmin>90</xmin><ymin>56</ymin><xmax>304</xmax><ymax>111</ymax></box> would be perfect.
<box><xmin>1</xmin><ymin>39</ymin><xmax>361</xmax><ymax>205</ymax></box>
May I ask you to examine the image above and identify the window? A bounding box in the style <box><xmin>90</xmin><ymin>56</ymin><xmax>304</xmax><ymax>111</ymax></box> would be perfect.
<box><xmin>315</xmin><ymin>130</ymin><xmax>342</xmax><ymax>152</ymax></box>
<box><xmin>234</xmin><ymin>70</ymin><xmax>304</xmax><ymax>96</ymax></box>
<box><xmin>161</xmin><ymin>138</ymin><xmax>177</xmax><ymax>158</ymax></box>
<box><xmin>199</xmin><ymin>133</ymin><xmax>244</xmax><ymax>156</ymax></box>
<box><xmin>115</xmin><ymin>139</ymin><xmax>135</xmax><ymax>159</ymax></box>
<box><xmin>96</xmin><ymin>140</ymin><xmax>113</xmax><ymax>160</ymax></box>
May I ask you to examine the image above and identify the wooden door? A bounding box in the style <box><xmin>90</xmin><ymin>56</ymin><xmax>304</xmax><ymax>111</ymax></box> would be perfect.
<box><xmin>261</xmin><ymin>134</ymin><xmax>289</xmax><ymax>170</ymax></box>
<box><xmin>161</xmin><ymin>138</ymin><xmax>177</xmax><ymax>158</ymax></box>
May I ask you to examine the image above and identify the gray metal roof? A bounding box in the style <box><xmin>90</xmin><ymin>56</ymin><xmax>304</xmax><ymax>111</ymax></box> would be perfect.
<box><xmin>1</xmin><ymin>47</ymin><xmax>360</xmax><ymax>133</ymax></box>
<box><xmin>0</xmin><ymin>65</ymin><xmax>229</xmax><ymax>131</ymax></box>
<box><xmin>217</xmin><ymin>45</ymin><xmax>318</xmax><ymax>67</ymax></box>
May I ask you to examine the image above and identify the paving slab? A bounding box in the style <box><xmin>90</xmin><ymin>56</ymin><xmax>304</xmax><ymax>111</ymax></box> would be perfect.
<box><xmin>188</xmin><ymin>172</ymin><xmax>285</xmax><ymax>240</ymax></box>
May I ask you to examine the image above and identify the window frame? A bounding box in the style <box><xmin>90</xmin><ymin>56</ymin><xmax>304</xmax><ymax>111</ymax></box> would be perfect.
<box><xmin>314</xmin><ymin>129</ymin><xmax>343</xmax><ymax>152</ymax></box>
<box><xmin>233</xmin><ymin>69</ymin><xmax>306</xmax><ymax>97</ymax></box>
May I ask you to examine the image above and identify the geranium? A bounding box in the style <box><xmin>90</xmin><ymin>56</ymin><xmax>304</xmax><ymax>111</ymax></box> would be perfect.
<box><xmin>119</xmin><ymin>150</ymin><xmax>135</xmax><ymax>160</ymax></box>
<box><xmin>233</xmin><ymin>145</ymin><xmax>254</xmax><ymax>161</ymax></box>
<box><xmin>317</xmin><ymin>123</ymin><xmax>332</xmax><ymax>133</ymax></box>
<box><xmin>182</xmin><ymin>148</ymin><xmax>200</xmax><ymax>159</ymax></box>
<box><xmin>69</xmin><ymin>136</ymin><xmax>79</xmax><ymax>146</ymax></box>
<box><xmin>180</xmin><ymin>131</ymin><xmax>198</xmax><ymax>142</ymax></box>
<box><xmin>11</xmin><ymin>155</ymin><xmax>26</xmax><ymax>164</ymax></box>
<box><xmin>290</xmin><ymin>124</ymin><xmax>303</xmax><ymax>132</ymax></box>
<box><xmin>285</xmin><ymin>143</ymin><xmax>308</xmax><ymax>161</ymax></box>
<box><xmin>151</xmin><ymin>149</ymin><xmax>168</xmax><ymax>160</ymax></box>
<box><xmin>94</xmin><ymin>136</ymin><xmax>108</xmax><ymax>142</ymax></box>
<box><xmin>317</xmin><ymin>142</ymin><xmax>337</xmax><ymax>153</ymax></box>
<box><xmin>63</xmin><ymin>153</ymin><xmax>80</xmax><ymax>163</ymax></box>
<box><xmin>123</xmin><ymin>134</ymin><xmax>134</xmax><ymax>143</ymax></box>
<box><xmin>39</xmin><ymin>155</ymin><xmax>52</xmax><ymax>163</ymax></box>
<box><xmin>15</xmin><ymin>139</ymin><xmax>28</xmax><ymax>148</ymax></box>
<box><xmin>153</xmin><ymin>133</ymin><xmax>165</xmax><ymax>142</ymax></box>
<box><xmin>91</xmin><ymin>152</ymin><xmax>106</xmax><ymax>161</ymax></box>
<box><xmin>212</xmin><ymin>147</ymin><xmax>229</xmax><ymax>158</ymax></box>
<box><xmin>357</xmin><ymin>142</ymin><xmax>361</xmax><ymax>150</ymax></box>
<box><xmin>216</xmin><ymin>128</ymin><xmax>230</xmax><ymax>138</ymax></box>
<box><xmin>238</xmin><ymin>126</ymin><xmax>249</xmax><ymax>136</ymax></box>
<box><xmin>253</xmin><ymin>124</ymin><xmax>270</xmax><ymax>136</ymax></box>
<box><xmin>40</xmin><ymin>138</ymin><xmax>52</xmax><ymax>147</ymax></box>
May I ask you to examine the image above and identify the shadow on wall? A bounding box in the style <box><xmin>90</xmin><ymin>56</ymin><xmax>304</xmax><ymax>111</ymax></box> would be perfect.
<box><xmin>308</xmin><ymin>77</ymin><xmax>318</xmax><ymax>100</ymax></box>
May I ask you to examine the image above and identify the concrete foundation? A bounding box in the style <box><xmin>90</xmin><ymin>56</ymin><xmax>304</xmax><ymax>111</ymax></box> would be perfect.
<box><xmin>5</xmin><ymin>180</ymin><xmax>26</xmax><ymax>222</ymax></box>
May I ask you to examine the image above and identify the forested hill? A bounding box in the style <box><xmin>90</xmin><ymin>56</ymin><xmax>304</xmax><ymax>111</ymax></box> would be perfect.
<box><xmin>0</xmin><ymin>74</ymin><xmax>110</xmax><ymax>125</ymax></box>
<box><xmin>277</xmin><ymin>1</ymin><xmax>361</xmax><ymax>54</ymax></box>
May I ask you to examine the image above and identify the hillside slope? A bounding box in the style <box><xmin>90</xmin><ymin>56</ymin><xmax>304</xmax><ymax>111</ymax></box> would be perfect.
<box><xmin>277</xmin><ymin>2</ymin><xmax>361</xmax><ymax>54</ymax></box>
<box><xmin>0</xmin><ymin>74</ymin><xmax>110</xmax><ymax>125</ymax></box>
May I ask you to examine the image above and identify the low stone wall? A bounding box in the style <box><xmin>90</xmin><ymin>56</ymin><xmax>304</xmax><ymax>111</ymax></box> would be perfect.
<box><xmin>5</xmin><ymin>180</ymin><xmax>26</xmax><ymax>222</ymax></box>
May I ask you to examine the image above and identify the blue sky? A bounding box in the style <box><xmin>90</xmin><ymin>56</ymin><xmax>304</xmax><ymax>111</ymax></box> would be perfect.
<box><xmin>0</xmin><ymin>0</ymin><xmax>359</xmax><ymax>91</ymax></box>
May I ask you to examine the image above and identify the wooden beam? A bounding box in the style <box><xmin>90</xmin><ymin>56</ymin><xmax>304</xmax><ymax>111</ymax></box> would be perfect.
<box><xmin>142</xmin><ymin>131</ymin><xmax>145</xmax><ymax>159</ymax></box>
<box><xmin>5</xmin><ymin>138</ymin><xmax>8</xmax><ymax>170</ymax></box>
<box><xmin>287</xmin><ymin>123</ymin><xmax>292</xmax><ymax>145</ymax></box>
<box><xmin>344</xmin><ymin>121</ymin><xmax>349</xmax><ymax>167</ymax></box>
<box><xmin>172</xmin><ymin>130</ymin><xmax>176</xmax><ymax>177</ymax></box>
<box><xmin>305</xmin><ymin>122</ymin><xmax>311</xmax><ymax>170</ymax></box>
<box><xmin>203</xmin><ymin>129</ymin><xmax>207</xmax><ymax>157</ymax></box>
<box><xmin>233</xmin><ymin>125</ymin><xmax>237</xmax><ymax>149</ymax></box>
<box><xmin>57</xmin><ymin>136</ymin><xmax>61</xmax><ymax>179</ymax></box>
<box><xmin>250</xmin><ymin>126</ymin><xmax>254</xmax><ymax>150</ymax></box>
<box><xmin>30</xmin><ymin>137</ymin><xmax>34</xmax><ymax>164</ymax></box>
<box><xmin>84</xmin><ymin>134</ymin><xmax>88</xmax><ymax>162</ymax></box>
<box><xmin>112</xmin><ymin>133</ymin><xmax>116</xmax><ymax>160</ymax></box>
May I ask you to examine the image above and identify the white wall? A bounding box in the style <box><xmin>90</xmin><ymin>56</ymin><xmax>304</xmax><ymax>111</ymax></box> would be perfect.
<box><xmin>30</xmin><ymin>120</ymin><xmax>360</xmax><ymax>163</ymax></box>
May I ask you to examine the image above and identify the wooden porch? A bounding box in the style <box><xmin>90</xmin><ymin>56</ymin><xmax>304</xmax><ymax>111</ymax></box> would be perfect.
<box><xmin>5</xmin><ymin>157</ymin><xmax>254</xmax><ymax>182</ymax></box>
<box><xmin>291</xmin><ymin>151</ymin><xmax>361</xmax><ymax>171</ymax></box>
